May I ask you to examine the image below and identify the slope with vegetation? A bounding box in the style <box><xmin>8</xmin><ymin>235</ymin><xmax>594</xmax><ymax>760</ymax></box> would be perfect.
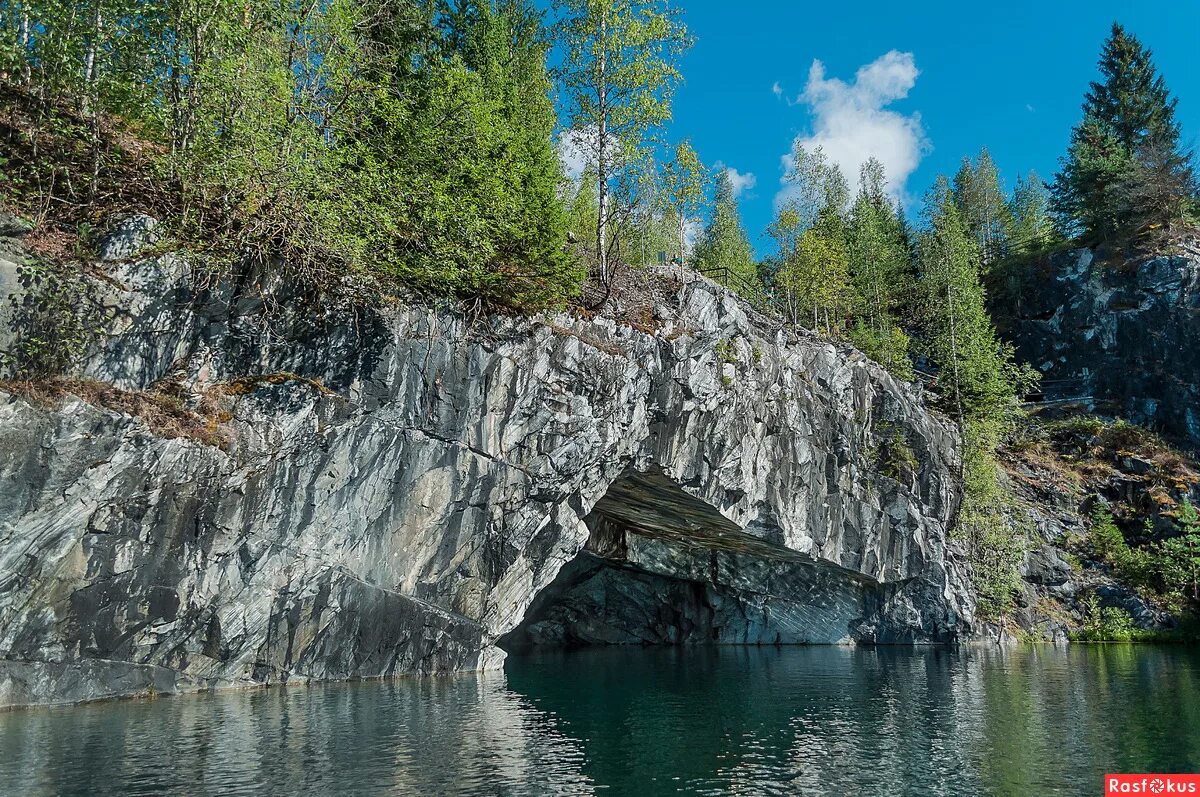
<box><xmin>2</xmin><ymin>3</ymin><xmax>1199</xmax><ymax>637</ymax></box>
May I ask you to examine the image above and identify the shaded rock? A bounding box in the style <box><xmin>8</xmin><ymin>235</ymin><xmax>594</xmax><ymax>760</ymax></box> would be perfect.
<box><xmin>1023</xmin><ymin>544</ymin><xmax>1073</xmax><ymax>587</ymax></box>
<box><xmin>0</xmin><ymin>219</ymin><xmax>974</xmax><ymax>707</ymax></box>
<box><xmin>0</xmin><ymin>211</ymin><xmax>31</xmax><ymax>238</ymax></box>
<box><xmin>1005</xmin><ymin>244</ymin><xmax>1200</xmax><ymax>447</ymax></box>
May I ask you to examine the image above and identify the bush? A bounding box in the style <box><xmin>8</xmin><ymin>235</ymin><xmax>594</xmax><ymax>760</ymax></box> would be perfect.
<box><xmin>876</xmin><ymin>426</ymin><xmax>919</xmax><ymax>483</ymax></box>
<box><xmin>849</xmin><ymin>321</ymin><xmax>913</xmax><ymax>381</ymax></box>
<box><xmin>1087</xmin><ymin>502</ymin><xmax>1200</xmax><ymax>616</ymax></box>
<box><xmin>1</xmin><ymin>261</ymin><xmax>105</xmax><ymax>379</ymax></box>
<box><xmin>1074</xmin><ymin>594</ymin><xmax>1140</xmax><ymax>642</ymax></box>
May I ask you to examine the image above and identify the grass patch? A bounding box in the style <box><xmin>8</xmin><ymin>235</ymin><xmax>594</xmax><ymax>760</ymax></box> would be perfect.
<box><xmin>221</xmin><ymin>372</ymin><xmax>338</xmax><ymax>398</ymax></box>
<box><xmin>1</xmin><ymin>377</ymin><xmax>229</xmax><ymax>448</ymax></box>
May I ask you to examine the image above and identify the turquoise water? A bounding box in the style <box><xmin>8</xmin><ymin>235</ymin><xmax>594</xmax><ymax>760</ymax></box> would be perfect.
<box><xmin>1</xmin><ymin>646</ymin><xmax>1199</xmax><ymax>795</ymax></box>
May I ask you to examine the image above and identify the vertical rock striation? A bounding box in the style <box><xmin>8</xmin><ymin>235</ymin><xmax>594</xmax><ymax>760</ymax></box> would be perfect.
<box><xmin>1004</xmin><ymin>244</ymin><xmax>1200</xmax><ymax>446</ymax></box>
<box><xmin>0</xmin><ymin>217</ymin><xmax>973</xmax><ymax>707</ymax></box>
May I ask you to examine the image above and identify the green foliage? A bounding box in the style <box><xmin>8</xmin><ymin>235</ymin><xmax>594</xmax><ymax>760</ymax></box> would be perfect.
<box><xmin>2</xmin><ymin>0</ymin><xmax>585</xmax><ymax>309</ymax></box>
<box><xmin>765</xmin><ymin>147</ymin><xmax>856</xmax><ymax>334</ymax></box>
<box><xmin>1084</xmin><ymin>22</ymin><xmax>1182</xmax><ymax>153</ymax></box>
<box><xmin>554</xmin><ymin>0</ymin><xmax>691</xmax><ymax>284</ymax></box>
<box><xmin>781</xmin><ymin>143</ymin><xmax>849</xmax><ymax>231</ymax></box>
<box><xmin>774</xmin><ymin>225</ymin><xmax>851</xmax><ymax>335</ymax></box>
<box><xmin>1005</xmin><ymin>171</ymin><xmax>1056</xmax><ymax>257</ymax></box>
<box><xmin>1051</xmin><ymin>23</ymin><xmax>1196</xmax><ymax>241</ymax></box>
<box><xmin>1087</xmin><ymin>501</ymin><xmax>1200</xmax><ymax>615</ymax></box>
<box><xmin>917</xmin><ymin>178</ymin><xmax>1038</xmax><ymax>432</ymax></box>
<box><xmin>875</xmin><ymin>425</ymin><xmax>919</xmax><ymax>483</ymax></box>
<box><xmin>1162</xmin><ymin>500</ymin><xmax>1200</xmax><ymax>603</ymax></box>
<box><xmin>661</xmin><ymin>139</ymin><xmax>706</xmax><ymax>269</ymax></box>
<box><xmin>694</xmin><ymin>168</ymin><xmax>758</xmax><ymax>289</ymax></box>
<box><xmin>914</xmin><ymin>177</ymin><xmax>1038</xmax><ymax>616</ymax></box>
<box><xmin>849</xmin><ymin>321</ymin><xmax>913</xmax><ymax>381</ymax></box>
<box><xmin>1075</xmin><ymin>594</ymin><xmax>1141</xmax><ymax>642</ymax></box>
<box><xmin>715</xmin><ymin>337</ymin><xmax>738</xmax><ymax>366</ymax></box>
<box><xmin>845</xmin><ymin>158</ymin><xmax>914</xmax><ymax>379</ymax></box>
<box><xmin>1</xmin><ymin>261</ymin><xmax>104</xmax><ymax>378</ymax></box>
<box><xmin>1051</xmin><ymin>115</ymin><xmax>1138</xmax><ymax>240</ymax></box>
<box><xmin>952</xmin><ymin>148</ymin><xmax>1011</xmax><ymax>268</ymax></box>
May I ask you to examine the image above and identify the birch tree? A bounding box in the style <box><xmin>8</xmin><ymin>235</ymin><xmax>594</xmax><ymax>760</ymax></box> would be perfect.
<box><xmin>952</xmin><ymin>148</ymin><xmax>1010</xmax><ymax>269</ymax></box>
<box><xmin>554</xmin><ymin>0</ymin><xmax>690</xmax><ymax>284</ymax></box>
<box><xmin>661</xmin><ymin>139</ymin><xmax>705</xmax><ymax>276</ymax></box>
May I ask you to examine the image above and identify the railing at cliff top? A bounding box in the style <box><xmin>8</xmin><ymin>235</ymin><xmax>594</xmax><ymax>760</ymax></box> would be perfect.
<box><xmin>697</xmin><ymin>265</ymin><xmax>774</xmax><ymax>313</ymax></box>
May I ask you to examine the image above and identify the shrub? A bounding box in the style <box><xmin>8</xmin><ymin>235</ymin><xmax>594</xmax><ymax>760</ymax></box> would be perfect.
<box><xmin>1</xmin><ymin>261</ymin><xmax>105</xmax><ymax>379</ymax></box>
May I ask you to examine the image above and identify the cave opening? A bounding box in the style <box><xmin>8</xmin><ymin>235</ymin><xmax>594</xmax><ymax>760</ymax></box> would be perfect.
<box><xmin>498</xmin><ymin>470</ymin><xmax>876</xmax><ymax>652</ymax></box>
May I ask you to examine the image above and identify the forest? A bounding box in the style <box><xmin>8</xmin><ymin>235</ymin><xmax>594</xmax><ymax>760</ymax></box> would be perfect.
<box><xmin>1</xmin><ymin>1</ymin><xmax>1198</xmax><ymax>619</ymax></box>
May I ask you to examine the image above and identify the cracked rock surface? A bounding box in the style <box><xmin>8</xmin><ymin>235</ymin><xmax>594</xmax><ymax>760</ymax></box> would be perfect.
<box><xmin>1005</xmin><ymin>243</ymin><xmax>1200</xmax><ymax>446</ymax></box>
<box><xmin>0</xmin><ymin>216</ymin><xmax>974</xmax><ymax>707</ymax></box>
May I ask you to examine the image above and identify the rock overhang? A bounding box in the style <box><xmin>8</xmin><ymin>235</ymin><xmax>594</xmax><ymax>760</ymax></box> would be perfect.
<box><xmin>0</xmin><ymin>217</ymin><xmax>974</xmax><ymax>706</ymax></box>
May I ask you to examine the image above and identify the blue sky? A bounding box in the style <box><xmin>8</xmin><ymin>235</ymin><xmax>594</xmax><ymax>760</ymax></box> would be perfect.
<box><xmin>588</xmin><ymin>1</ymin><xmax>1200</xmax><ymax>256</ymax></box>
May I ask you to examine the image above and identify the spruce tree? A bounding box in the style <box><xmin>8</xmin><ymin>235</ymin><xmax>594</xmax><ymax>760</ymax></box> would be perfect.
<box><xmin>1084</xmin><ymin>22</ymin><xmax>1181</xmax><ymax>153</ymax></box>
<box><xmin>1006</xmin><ymin>171</ymin><xmax>1054</xmax><ymax>257</ymax></box>
<box><xmin>694</xmin><ymin>169</ymin><xmax>757</xmax><ymax>289</ymax></box>
<box><xmin>1052</xmin><ymin>23</ymin><xmax>1195</xmax><ymax>240</ymax></box>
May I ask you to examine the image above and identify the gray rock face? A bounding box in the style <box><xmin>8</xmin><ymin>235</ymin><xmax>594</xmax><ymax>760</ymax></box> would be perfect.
<box><xmin>1006</xmin><ymin>244</ymin><xmax>1200</xmax><ymax>446</ymax></box>
<box><xmin>0</xmin><ymin>218</ymin><xmax>973</xmax><ymax>707</ymax></box>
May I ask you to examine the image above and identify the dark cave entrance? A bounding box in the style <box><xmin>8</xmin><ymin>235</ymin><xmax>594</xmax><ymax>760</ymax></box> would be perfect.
<box><xmin>499</xmin><ymin>470</ymin><xmax>874</xmax><ymax>651</ymax></box>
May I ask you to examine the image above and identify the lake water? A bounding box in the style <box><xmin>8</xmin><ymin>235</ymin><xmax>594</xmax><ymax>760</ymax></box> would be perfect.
<box><xmin>1</xmin><ymin>645</ymin><xmax>1198</xmax><ymax>795</ymax></box>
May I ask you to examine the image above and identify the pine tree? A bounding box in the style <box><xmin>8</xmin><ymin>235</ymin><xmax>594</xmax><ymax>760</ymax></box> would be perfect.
<box><xmin>694</xmin><ymin>168</ymin><xmax>757</xmax><ymax>289</ymax></box>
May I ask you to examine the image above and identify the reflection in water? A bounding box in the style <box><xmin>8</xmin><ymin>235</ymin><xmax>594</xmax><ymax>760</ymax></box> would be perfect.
<box><xmin>1</xmin><ymin>646</ymin><xmax>1198</xmax><ymax>796</ymax></box>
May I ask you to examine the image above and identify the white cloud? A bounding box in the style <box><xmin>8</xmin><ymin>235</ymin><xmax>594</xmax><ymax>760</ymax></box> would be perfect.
<box><xmin>772</xmin><ymin>81</ymin><xmax>784</xmax><ymax>98</ymax></box>
<box><xmin>727</xmin><ymin>167</ymin><xmax>757</xmax><ymax>198</ymax></box>
<box><xmin>714</xmin><ymin>162</ymin><xmax>757</xmax><ymax>198</ymax></box>
<box><xmin>556</xmin><ymin>126</ymin><xmax>625</xmax><ymax>183</ymax></box>
<box><xmin>556</xmin><ymin>128</ymin><xmax>594</xmax><ymax>182</ymax></box>
<box><xmin>777</xmin><ymin>50</ymin><xmax>929</xmax><ymax>207</ymax></box>
<box><xmin>683</xmin><ymin>217</ymin><xmax>703</xmax><ymax>255</ymax></box>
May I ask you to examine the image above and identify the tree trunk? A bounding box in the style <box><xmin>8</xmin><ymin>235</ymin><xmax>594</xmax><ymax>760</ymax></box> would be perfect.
<box><xmin>82</xmin><ymin>3</ymin><xmax>102</xmax><ymax>117</ymax></box>
<box><xmin>595</xmin><ymin>17</ymin><xmax>609</xmax><ymax>285</ymax></box>
<box><xmin>19</xmin><ymin>9</ymin><xmax>31</xmax><ymax>84</ymax></box>
<box><xmin>678</xmin><ymin>212</ymin><xmax>686</xmax><ymax>280</ymax></box>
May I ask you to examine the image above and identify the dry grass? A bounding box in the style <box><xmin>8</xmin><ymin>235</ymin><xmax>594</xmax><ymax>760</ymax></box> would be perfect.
<box><xmin>569</xmin><ymin>258</ymin><xmax>689</xmax><ymax>335</ymax></box>
<box><xmin>0</xmin><ymin>81</ymin><xmax>172</xmax><ymax>228</ymax></box>
<box><xmin>545</xmin><ymin>322</ymin><xmax>625</xmax><ymax>357</ymax></box>
<box><xmin>1003</xmin><ymin>413</ymin><xmax>1200</xmax><ymax>517</ymax></box>
<box><xmin>0</xmin><ymin>377</ymin><xmax>229</xmax><ymax>448</ymax></box>
<box><xmin>220</xmin><ymin>372</ymin><xmax>338</xmax><ymax>398</ymax></box>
